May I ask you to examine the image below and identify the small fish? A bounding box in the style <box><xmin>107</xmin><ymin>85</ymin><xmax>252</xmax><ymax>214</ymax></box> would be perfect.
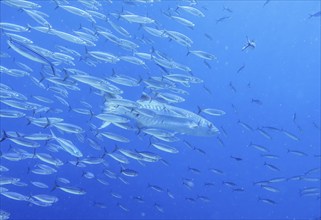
<box><xmin>185</xmin><ymin>197</ymin><xmax>196</xmax><ymax>202</ymax></box>
<box><xmin>238</xmin><ymin>120</ymin><xmax>253</xmax><ymax>131</ymax></box>
<box><xmin>248</xmin><ymin>142</ymin><xmax>269</xmax><ymax>152</ymax></box>
<box><xmin>256</xmin><ymin>128</ymin><xmax>272</xmax><ymax>140</ymax></box>
<box><xmin>233</xmin><ymin>188</ymin><xmax>245</xmax><ymax>192</ymax></box>
<box><xmin>170</xmin><ymin>16</ymin><xmax>195</xmax><ymax>29</ymax></box>
<box><xmin>199</xmin><ymin>107</ymin><xmax>226</xmax><ymax>116</ymax></box>
<box><xmin>217</xmin><ymin>136</ymin><xmax>225</xmax><ymax>147</ymax></box>
<box><xmin>262</xmin><ymin>126</ymin><xmax>281</xmax><ymax>132</ymax></box>
<box><xmin>267</xmin><ymin>177</ymin><xmax>287</xmax><ymax>183</ymax></box>
<box><xmin>258</xmin><ymin>197</ymin><xmax>276</xmax><ymax>205</ymax></box>
<box><xmin>148</xmin><ymin>184</ymin><xmax>164</xmax><ymax>193</ymax></box>
<box><xmin>223</xmin><ymin>6</ymin><xmax>233</xmax><ymax>13</ymax></box>
<box><xmin>216</xmin><ymin>16</ymin><xmax>230</xmax><ymax>24</ymax></box>
<box><xmin>0</xmin><ymin>191</ymin><xmax>28</xmax><ymax>201</ymax></box>
<box><xmin>132</xmin><ymin>196</ymin><xmax>145</xmax><ymax>203</ymax></box>
<box><xmin>176</xmin><ymin>6</ymin><xmax>205</xmax><ymax>17</ymax></box>
<box><xmin>117</xmin><ymin>203</ymin><xmax>129</xmax><ymax>212</ymax></box>
<box><xmin>91</xmin><ymin>201</ymin><xmax>107</xmax><ymax>209</ymax></box>
<box><xmin>308</xmin><ymin>11</ymin><xmax>321</xmax><ymax>19</ymax></box>
<box><xmin>251</xmin><ymin>98</ymin><xmax>263</xmax><ymax>105</ymax></box>
<box><xmin>261</xmin><ymin>154</ymin><xmax>279</xmax><ymax>159</ymax></box>
<box><xmin>120</xmin><ymin>14</ymin><xmax>155</xmax><ymax>24</ymax></box>
<box><xmin>261</xmin><ymin>185</ymin><xmax>280</xmax><ymax>193</ymax></box>
<box><xmin>237</xmin><ymin>64</ymin><xmax>245</xmax><ymax>73</ymax></box>
<box><xmin>197</xmin><ymin>195</ymin><xmax>211</xmax><ymax>202</ymax></box>
<box><xmin>281</xmin><ymin>129</ymin><xmax>299</xmax><ymax>141</ymax></box>
<box><xmin>230</xmin><ymin>156</ymin><xmax>243</xmax><ymax>161</ymax></box>
<box><xmin>292</xmin><ymin>113</ymin><xmax>297</xmax><ymax>123</ymax></box>
<box><xmin>242</xmin><ymin>36</ymin><xmax>256</xmax><ymax>51</ymax></box>
<box><xmin>154</xmin><ymin>203</ymin><xmax>164</xmax><ymax>213</ymax></box>
<box><xmin>223</xmin><ymin>181</ymin><xmax>237</xmax><ymax>187</ymax></box>
<box><xmin>304</xmin><ymin>167</ymin><xmax>320</xmax><ymax>175</ymax></box>
<box><xmin>202</xmin><ymin>84</ymin><xmax>212</xmax><ymax>94</ymax></box>
<box><xmin>120</xmin><ymin>168</ymin><xmax>138</xmax><ymax>177</ymax></box>
<box><xmin>182</xmin><ymin>178</ymin><xmax>194</xmax><ymax>189</ymax></box>
<box><xmin>167</xmin><ymin>189</ymin><xmax>175</xmax><ymax>199</ymax></box>
<box><xmin>204</xmin><ymin>182</ymin><xmax>215</xmax><ymax>187</ymax></box>
<box><xmin>287</xmin><ymin>149</ymin><xmax>308</xmax><ymax>157</ymax></box>
<box><xmin>264</xmin><ymin>162</ymin><xmax>280</xmax><ymax>171</ymax></box>
<box><xmin>100</xmin><ymin>132</ymin><xmax>129</xmax><ymax>143</ymax></box>
<box><xmin>229</xmin><ymin>81</ymin><xmax>237</xmax><ymax>93</ymax></box>
<box><xmin>263</xmin><ymin>0</ymin><xmax>271</xmax><ymax>7</ymax></box>
<box><xmin>32</xmin><ymin>194</ymin><xmax>58</xmax><ymax>204</ymax></box>
<box><xmin>209</xmin><ymin>168</ymin><xmax>224</xmax><ymax>175</ymax></box>
<box><xmin>193</xmin><ymin>147</ymin><xmax>206</xmax><ymax>155</ymax></box>
<box><xmin>187</xmin><ymin>50</ymin><xmax>216</xmax><ymax>60</ymax></box>
<box><xmin>204</xmin><ymin>33</ymin><xmax>213</xmax><ymax>41</ymax></box>
<box><xmin>203</xmin><ymin>60</ymin><xmax>211</xmax><ymax>69</ymax></box>
<box><xmin>188</xmin><ymin>167</ymin><xmax>201</xmax><ymax>174</ymax></box>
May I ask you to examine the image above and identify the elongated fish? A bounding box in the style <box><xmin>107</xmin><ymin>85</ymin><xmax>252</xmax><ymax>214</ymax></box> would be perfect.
<box><xmin>105</xmin><ymin>96</ymin><xmax>218</xmax><ymax>136</ymax></box>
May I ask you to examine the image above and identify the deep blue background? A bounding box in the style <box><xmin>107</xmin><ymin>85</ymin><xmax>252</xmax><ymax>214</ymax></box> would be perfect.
<box><xmin>0</xmin><ymin>0</ymin><xmax>320</xmax><ymax>219</ymax></box>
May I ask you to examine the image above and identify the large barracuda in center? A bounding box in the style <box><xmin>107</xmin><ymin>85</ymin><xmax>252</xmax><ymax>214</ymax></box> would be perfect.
<box><xmin>104</xmin><ymin>97</ymin><xmax>219</xmax><ymax>136</ymax></box>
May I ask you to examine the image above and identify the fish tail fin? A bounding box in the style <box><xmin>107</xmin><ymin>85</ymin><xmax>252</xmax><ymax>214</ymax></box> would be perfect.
<box><xmin>62</xmin><ymin>69</ymin><xmax>69</xmax><ymax>81</ymax></box>
<box><xmin>44</xmin><ymin>117</ymin><xmax>51</xmax><ymax>128</ymax></box>
<box><xmin>49</xmin><ymin>129</ymin><xmax>56</xmax><ymax>140</ymax></box>
<box><xmin>148</xmin><ymin>138</ymin><xmax>152</xmax><ymax>147</ymax></box>
<box><xmin>137</xmin><ymin>23</ymin><xmax>143</xmax><ymax>31</ymax></box>
<box><xmin>32</xmin><ymin>148</ymin><xmax>37</xmax><ymax>159</ymax></box>
<box><xmin>51</xmin><ymin>181</ymin><xmax>59</xmax><ymax>192</ymax></box>
<box><xmin>151</xmin><ymin>46</ymin><xmax>156</xmax><ymax>55</ymax></box>
<box><xmin>53</xmin><ymin>0</ymin><xmax>60</xmax><ymax>10</ymax></box>
<box><xmin>84</xmin><ymin>46</ymin><xmax>89</xmax><ymax>55</ymax></box>
<box><xmin>39</xmin><ymin>72</ymin><xmax>45</xmax><ymax>83</ymax></box>
<box><xmin>135</xmin><ymin>127</ymin><xmax>141</xmax><ymax>136</ymax></box>
<box><xmin>92</xmin><ymin>126</ymin><xmax>99</xmax><ymax>137</ymax></box>
<box><xmin>120</xmin><ymin>163</ymin><xmax>125</xmax><ymax>172</ymax></box>
<box><xmin>0</xmin><ymin>130</ymin><xmax>8</xmax><ymax>142</ymax></box>
<box><xmin>116</xmin><ymin>13</ymin><xmax>121</xmax><ymax>21</ymax></box>
<box><xmin>100</xmin><ymin>147</ymin><xmax>106</xmax><ymax>159</ymax></box>
<box><xmin>137</xmin><ymin>75</ymin><xmax>143</xmax><ymax>84</ymax></box>
<box><xmin>32</xmin><ymin>109</ymin><xmax>37</xmax><ymax>117</ymax></box>
<box><xmin>112</xmin><ymin>145</ymin><xmax>118</xmax><ymax>153</ymax></box>
<box><xmin>196</xmin><ymin>106</ymin><xmax>202</xmax><ymax>114</ymax></box>
<box><xmin>89</xmin><ymin>110</ymin><xmax>94</xmax><ymax>121</ymax></box>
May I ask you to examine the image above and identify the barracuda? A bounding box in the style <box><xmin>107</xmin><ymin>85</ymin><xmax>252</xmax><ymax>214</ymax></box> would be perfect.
<box><xmin>106</xmin><ymin>97</ymin><xmax>219</xmax><ymax>137</ymax></box>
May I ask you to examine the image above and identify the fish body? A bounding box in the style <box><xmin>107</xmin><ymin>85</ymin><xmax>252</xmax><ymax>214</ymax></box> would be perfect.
<box><xmin>106</xmin><ymin>98</ymin><xmax>218</xmax><ymax>136</ymax></box>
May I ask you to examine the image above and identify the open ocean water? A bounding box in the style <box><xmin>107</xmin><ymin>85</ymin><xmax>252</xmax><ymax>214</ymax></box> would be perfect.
<box><xmin>0</xmin><ymin>0</ymin><xmax>320</xmax><ymax>219</ymax></box>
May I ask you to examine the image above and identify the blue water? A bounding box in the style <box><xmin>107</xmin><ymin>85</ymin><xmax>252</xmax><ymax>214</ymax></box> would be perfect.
<box><xmin>0</xmin><ymin>0</ymin><xmax>320</xmax><ymax>219</ymax></box>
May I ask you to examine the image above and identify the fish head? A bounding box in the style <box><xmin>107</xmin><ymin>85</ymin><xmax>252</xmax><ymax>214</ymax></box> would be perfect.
<box><xmin>205</xmin><ymin>121</ymin><xmax>219</xmax><ymax>136</ymax></box>
<box><xmin>191</xmin><ymin>119</ymin><xmax>219</xmax><ymax>136</ymax></box>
